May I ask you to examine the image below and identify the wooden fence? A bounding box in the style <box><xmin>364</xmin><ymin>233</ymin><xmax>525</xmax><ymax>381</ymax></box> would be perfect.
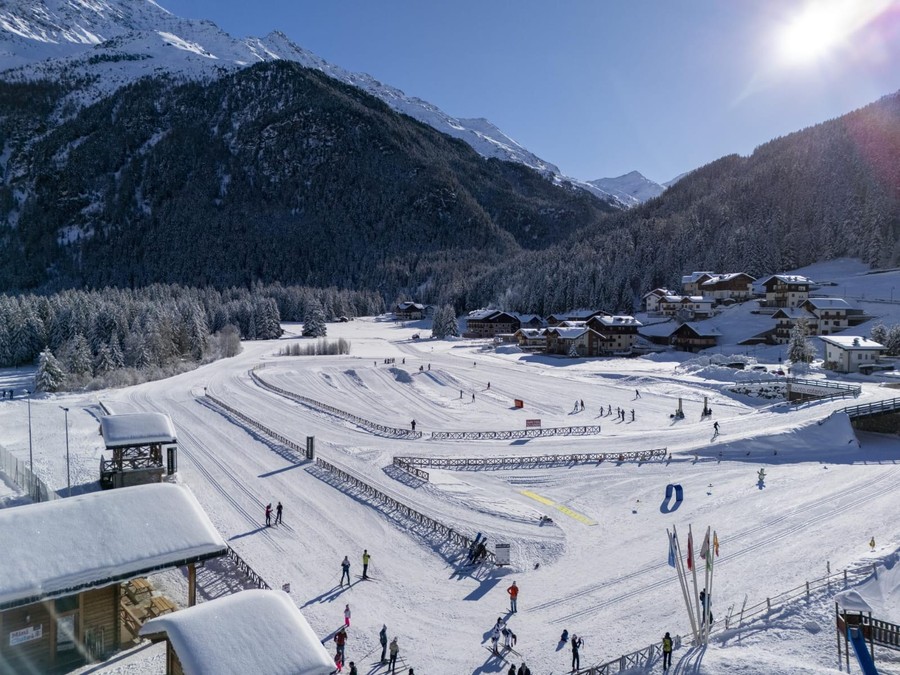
<box><xmin>225</xmin><ymin>544</ymin><xmax>271</xmax><ymax>590</ymax></box>
<box><xmin>251</xmin><ymin>368</ymin><xmax>422</xmax><ymax>440</ymax></box>
<box><xmin>431</xmin><ymin>425</ymin><xmax>603</xmax><ymax>441</ymax></box>
<box><xmin>315</xmin><ymin>457</ymin><xmax>493</xmax><ymax>564</ymax></box>
<box><xmin>835</xmin><ymin>396</ymin><xmax>900</xmax><ymax>420</ymax></box>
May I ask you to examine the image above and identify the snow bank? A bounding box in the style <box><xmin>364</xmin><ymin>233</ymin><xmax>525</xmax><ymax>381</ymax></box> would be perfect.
<box><xmin>140</xmin><ymin>590</ymin><xmax>334</xmax><ymax>675</ymax></box>
<box><xmin>99</xmin><ymin>412</ymin><xmax>177</xmax><ymax>447</ymax></box>
<box><xmin>836</xmin><ymin>553</ymin><xmax>900</xmax><ymax>624</ymax></box>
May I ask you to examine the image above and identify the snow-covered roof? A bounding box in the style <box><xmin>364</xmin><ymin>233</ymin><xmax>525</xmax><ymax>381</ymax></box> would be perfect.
<box><xmin>395</xmin><ymin>302</ymin><xmax>424</xmax><ymax>311</ymax></box>
<box><xmin>591</xmin><ymin>314</ymin><xmax>643</xmax><ymax>327</ymax></box>
<box><xmin>140</xmin><ymin>590</ymin><xmax>334</xmax><ymax>675</ymax></box>
<box><xmin>514</xmin><ymin>328</ymin><xmax>546</xmax><ymax>339</ymax></box>
<box><xmin>700</xmin><ymin>272</ymin><xmax>754</xmax><ymax>286</ymax></box>
<box><xmin>772</xmin><ymin>308</ymin><xmax>817</xmax><ymax>320</ymax></box>
<box><xmin>759</xmin><ymin>274</ymin><xmax>813</xmax><ymax>286</ymax></box>
<box><xmin>467</xmin><ymin>309</ymin><xmax>501</xmax><ymax>321</ymax></box>
<box><xmin>515</xmin><ymin>314</ymin><xmax>544</xmax><ymax>325</ymax></box>
<box><xmin>802</xmin><ymin>297</ymin><xmax>852</xmax><ymax>310</ymax></box>
<box><xmin>100</xmin><ymin>412</ymin><xmax>177</xmax><ymax>448</ymax></box>
<box><xmin>0</xmin><ymin>484</ymin><xmax>226</xmax><ymax>610</ymax></box>
<box><xmin>564</xmin><ymin>308</ymin><xmax>605</xmax><ymax>320</ymax></box>
<box><xmin>547</xmin><ymin>326</ymin><xmax>593</xmax><ymax>339</ymax></box>
<box><xmin>681</xmin><ymin>271</ymin><xmax>715</xmax><ymax>284</ymax></box>
<box><xmin>834</xmin><ymin>590</ymin><xmax>874</xmax><ymax>613</ymax></box>
<box><xmin>661</xmin><ymin>295</ymin><xmax>710</xmax><ymax>304</ymax></box>
<box><xmin>556</xmin><ymin>320</ymin><xmax>587</xmax><ymax>328</ymax></box>
<box><xmin>642</xmin><ymin>288</ymin><xmax>675</xmax><ymax>299</ymax></box>
<box><xmin>672</xmin><ymin>323</ymin><xmax>722</xmax><ymax>337</ymax></box>
<box><xmin>818</xmin><ymin>336</ymin><xmax>884</xmax><ymax>351</ymax></box>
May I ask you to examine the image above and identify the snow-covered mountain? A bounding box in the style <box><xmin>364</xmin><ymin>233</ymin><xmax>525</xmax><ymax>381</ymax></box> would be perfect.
<box><xmin>588</xmin><ymin>170</ymin><xmax>665</xmax><ymax>207</ymax></box>
<box><xmin>0</xmin><ymin>0</ymin><xmax>623</xmax><ymax>199</ymax></box>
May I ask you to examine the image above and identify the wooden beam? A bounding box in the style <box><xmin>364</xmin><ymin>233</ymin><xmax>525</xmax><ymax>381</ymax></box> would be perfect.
<box><xmin>187</xmin><ymin>563</ymin><xmax>196</xmax><ymax>607</ymax></box>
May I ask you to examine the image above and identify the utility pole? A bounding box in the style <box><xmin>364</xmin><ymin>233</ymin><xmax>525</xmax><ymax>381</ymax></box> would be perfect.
<box><xmin>61</xmin><ymin>407</ymin><xmax>70</xmax><ymax>497</ymax></box>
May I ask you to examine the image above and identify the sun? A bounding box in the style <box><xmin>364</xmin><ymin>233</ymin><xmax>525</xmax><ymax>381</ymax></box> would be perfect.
<box><xmin>778</xmin><ymin>2</ymin><xmax>849</xmax><ymax>65</ymax></box>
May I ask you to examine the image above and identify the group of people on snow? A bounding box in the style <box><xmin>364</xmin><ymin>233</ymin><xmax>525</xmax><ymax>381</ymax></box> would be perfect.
<box><xmin>264</xmin><ymin>501</ymin><xmax>283</xmax><ymax>527</ymax></box>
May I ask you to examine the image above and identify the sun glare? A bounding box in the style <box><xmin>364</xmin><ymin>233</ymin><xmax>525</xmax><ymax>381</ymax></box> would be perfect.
<box><xmin>776</xmin><ymin>0</ymin><xmax>893</xmax><ymax>67</ymax></box>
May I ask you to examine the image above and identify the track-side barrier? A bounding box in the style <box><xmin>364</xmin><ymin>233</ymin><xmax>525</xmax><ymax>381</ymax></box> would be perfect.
<box><xmin>315</xmin><ymin>457</ymin><xmax>492</xmax><ymax>563</ymax></box>
<box><xmin>431</xmin><ymin>425</ymin><xmax>602</xmax><ymax>441</ymax></box>
<box><xmin>393</xmin><ymin>448</ymin><xmax>666</xmax><ymax>475</ymax></box>
<box><xmin>225</xmin><ymin>545</ymin><xmax>271</xmax><ymax>590</ymax></box>
<box><xmin>835</xmin><ymin>396</ymin><xmax>900</xmax><ymax>420</ymax></box>
<box><xmin>251</xmin><ymin>368</ymin><xmax>422</xmax><ymax>440</ymax></box>
<box><xmin>204</xmin><ymin>392</ymin><xmax>308</xmax><ymax>458</ymax></box>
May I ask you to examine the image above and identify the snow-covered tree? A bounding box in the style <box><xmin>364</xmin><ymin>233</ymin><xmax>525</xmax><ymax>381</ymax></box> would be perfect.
<box><xmin>885</xmin><ymin>325</ymin><xmax>900</xmax><ymax>356</ymax></box>
<box><xmin>787</xmin><ymin>318</ymin><xmax>816</xmax><ymax>364</ymax></box>
<box><xmin>431</xmin><ymin>305</ymin><xmax>459</xmax><ymax>339</ymax></box>
<box><xmin>302</xmin><ymin>301</ymin><xmax>327</xmax><ymax>338</ymax></box>
<box><xmin>65</xmin><ymin>333</ymin><xmax>93</xmax><ymax>376</ymax></box>
<box><xmin>35</xmin><ymin>348</ymin><xmax>66</xmax><ymax>392</ymax></box>
<box><xmin>870</xmin><ymin>323</ymin><xmax>888</xmax><ymax>347</ymax></box>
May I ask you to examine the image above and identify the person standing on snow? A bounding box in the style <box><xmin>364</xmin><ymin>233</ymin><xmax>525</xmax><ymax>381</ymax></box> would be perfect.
<box><xmin>344</xmin><ymin>603</ymin><xmax>351</xmax><ymax>627</ymax></box>
<box><xmin>348</xmin><ymin>662</ymin><xmax>358</xmax><ymax>675</ymax></box>
<box><xmin>379</xmin><ymin>624</ymin><xmax>388</xmax><ymax>663</ymax></box>
<box><xmin>264</xmin><ymin>503</ymin><xmax>272</xmax><ymax>527</ymax></box>
<box><xmin>388</xmin><ymin>637</ymin><xmax>399</xmax><ymax>673</ymax></box>
<box><xmin>274</xmin><ymin>501</ymin><xmax>283</xmax><ymax>525</ymax></box>
<box><xmin>340</xmin><ymin>556</ymin><xmax>351</xmax><ymax>587</ymax></box>
<box><xmin>334</xmin><ymin>628</ymin><xmax>347</xmax><ymax>660</ymax></box>
<box><xmin>491</xmin><ymin>624</ymin><xmax>502</xmax><ymax>655</ymax></box>
<box><xmin>507</xmin><ymin>581</ymin><xmax>519</xmax><ymax>613</ymax></box>
<box><xmin>362</xmin><ymin>549</ymin><xmax>371</xmax><ymax>579</ymax></box>
<box><xmin>662</xmin><ymin>632</ymin><xmax>673</xmax><ymax>670</ymax></box>
<box><xmin>635</xmin><ymin>389</ymin><xmax>641</xmax><ymax>399</ymax></box>
<box><xmin>571</xmin><ymin>633</ymin><xmax>583</xmax><ymax>671</ymax></box>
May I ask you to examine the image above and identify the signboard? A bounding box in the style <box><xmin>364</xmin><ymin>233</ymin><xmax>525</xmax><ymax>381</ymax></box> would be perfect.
<box><xmin>10</xmin><ymin>625</ymin><xmax>42</xmax><ymax>647</ymax></box>
<box><xmin>525</xmin><ymin>419</ymin><xmax>541</xmax><ymax>428</ymax></box>
<box><xmin>495</xmin><ymin>543</ymin><xmax>511</xmax><ymax>566</ymax></box>
<box><xmin>514</xmin><ymin>399</ymin><xmax>524</xmax><ymax>409</ymax></box>
<box><xmin>789</xmin><ymin>383</ymin><xmax>837</xmax><ymax>396</ymax></box>
<box><xmin>282</xmin><ymin>583</ymin><xmax>291</xmax><ymax>594</ymax></box>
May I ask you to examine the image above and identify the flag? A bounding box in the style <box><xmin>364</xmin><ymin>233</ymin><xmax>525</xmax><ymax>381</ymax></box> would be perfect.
<box><xmin>687</xmin><ymin>530</ymin><xmax>694</xmax><ymax>571</ymax></box>
<box><xmin>668</xmin><ymin>531</ymin><xmax>676</xmax><ymax>568</ymax></box>
<box><xmin>700</xmin><ymin>530</ymin><xmax>710</xmax><ymax>560</ymax></box>
<box><xmin>713</xmin><ymin>532</ymin><xmax>720</xmax><ymax>557</ymax></box>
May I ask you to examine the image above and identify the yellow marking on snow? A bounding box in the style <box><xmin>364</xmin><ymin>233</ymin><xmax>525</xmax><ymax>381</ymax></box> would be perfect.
<box><xmin>520</xmin><ymin>490</ymin><xmax>597</xmax><ymax>526</ymax></box>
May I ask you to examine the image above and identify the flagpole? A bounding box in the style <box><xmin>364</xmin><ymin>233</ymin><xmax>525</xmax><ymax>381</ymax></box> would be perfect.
<box><xmin>706</xmin><ymin>529</ymin><xmax>718</xmax><ymax>643</ymax></box>
<box><xmin>702</xmin><ymin>526</ymin><xmax>712</xmax><ymax>643</ymax></box>
<box><xmin>688</xmin><ymin>524</ymin><xmax>703</xmax><ymax>644</ymax></box>
<box><xmin>671</xmin><ymin>526</ymin><xmax>699</xmax><ymax>644</ymax></box>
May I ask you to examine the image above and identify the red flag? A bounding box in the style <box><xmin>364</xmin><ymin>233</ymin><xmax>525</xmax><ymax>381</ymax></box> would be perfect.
<box><xmin>687</xmin><ymin>530</ymin><xmax>694</xmax><ymax>571</ymax></box>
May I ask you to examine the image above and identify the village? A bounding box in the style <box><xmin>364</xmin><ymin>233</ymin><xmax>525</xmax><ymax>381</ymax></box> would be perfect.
<box><xmin>392</xmin><ymin>269</ymin><xmax>889</xmax><ymax>375</ymax></box>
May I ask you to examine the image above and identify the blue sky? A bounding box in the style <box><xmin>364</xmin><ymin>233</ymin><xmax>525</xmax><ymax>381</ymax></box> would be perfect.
<box><xmin>164</xmin><ymin>0</ymin><xmax>900</xmax><ymax>184</ymax></box>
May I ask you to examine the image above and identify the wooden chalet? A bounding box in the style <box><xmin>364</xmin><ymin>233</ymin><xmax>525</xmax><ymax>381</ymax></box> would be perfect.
<box><xmin>513</xmin><ymin>328</ymin><xmax>547</xmax><ymax>351</ymax></box>
<box><xmin>642</xmin><ymin>288</ymin><xmax>675</xmax><ymax>314</ymax></box>
<box><xmin>516</xmin><ymin>314</ymin><xmax>546</xmax><ymax>330</ymax></box>
<box><xmin>819</xmin><ymin>336</ymin><xmax>886</xmax><ymax>374</ymax></box>
<box><xmin>545</xmin><ymin>309</ymin><xmax>607</xmax><ymax>327</ymax></box>
<box><xmin>758</xmin><ymin>274</ymin><xmax>812</xmax><ymax>308</ymax></box>
<box><xmin>772</xmin><ymin>307</ymin><xmax>818</xmax><ymax>344</ymax></box>
<box><xmin>669</xmin><ymin>323</ymin><xmax>721</xmax><ymax>352</ymax></box>
<box><xmin>140</xmin><ymin>590</ymin><xmax>334</xmax><ymax>675</ymax></box>
<box><xmin>464</xmin><ymin>310</ymin><xmax>520</xmax><ymax>338</ymax></box>
<box><xmin>545</xmin><ymin>326</ymin><xmax>605</xmax><ymax>357</ymax></box>
<box><xmin>394</xmin><ymin>302</ymin><xmax>426</xmax><ymax>320</ymax></box>
<box><xmin>800</xmin><ymin>298</ymin><xmax>851</xmax><ymax>335</ymax></box>
<box><xmin>657</xmin><ymin>295</ymin><xmax>714</xmax><ymax>321</ymax></box>
<box><xmin>699</xmin><ymin>273</ymin><xmax>756</xmax><ymax>303</ymax></box>
<box><xmin>99</xmin><ymin>413</ymin><xmax>178</xmax><ymax>489</ymax></box>
<box><xmin>681</xmin><ymin>271</ymin><xmax>715</xmax><ymax>295</ymax></box>
<box><xmin>586</xmin><ymin>315</ymin><xmax>643</xmax><ymax>353</ymax></box>
<box><xmin>0</xmin><ymin>484</ymin><xmax>226</xmax><ymax>673</ymax></box>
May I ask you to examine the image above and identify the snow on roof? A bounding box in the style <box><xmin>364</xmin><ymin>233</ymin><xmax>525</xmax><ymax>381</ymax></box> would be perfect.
<box><xmin>591</xmin><ymin>314</ymin><xmax>643</xmax><ymax>327</ymax></box>
<box><xmin>661</xmin><ymin>295</ymin><xmax>710</xmax><ymax>304</ymax></box>
<box><xmin>834</xmin><ymin>590</ymin><xmax>874</xmax><ymax>613</ymax></box>
<box><xmin>681</xmin><ymin>271</ymin><xmax>715</xmax><ymax>284</ymax></box>
<box><xmin>700</xmin><ymin>272</ymin><xmax>754</xmax><ymax>286</ymax></box>
<box><xmin>514</xmin><ymin>328</ymin><xmax>546</xmax><ymax>338</ymax></box>
<box><xmin>466</xmin><ymin>309</ymin><xmax>501</xmax><ymax>321</ymax></box>
<box><xmin>140</xmin><ymin>590</ymin><xmax>334</xmax><ymax>675</ymax></box>
<box><xmin>515</xmin><ymin>314</ymin><xmax>544</xmax><ymax>324</ymax></box>
<box><xmin>395</xmin><ymin>302</ymin><xmax>424</xmax><ymax>311</ymax></box>
<box><xmin>673</xmin><ymin>323</ymin><xmax>722</xmax><ymax>337</ymax></box>
<box><xmin>803</xmin><ymin>297</ymin><xmax>852</xmax><ymax>310</ymax></box>
<box><xmin>818</xmin><ymin>336</ymin><xmax>884</xmax><ymax>350</ymax></box>
<box><xmin>547</xmin><ymin>326</ymin><xmax>589</xmax><ymax>339</ymax></box>
<box><xmin>564</xmin><ymin>308</ymin><xmax>605</xmax><ymax>319</ymax></box>
<box><xmin>642</xmin><ymin>288</ymin><xmax>675</xmax><ymax>298</ymax></box>
<box><xmin>100</xmin><ymin>412</ymin><xmax>177</xmax><ymax>448</ymax></box>
<box><xmin>759</xmin><ymin>274</ymin><xmax>813</xmax><ymax>286</ymax></box>
<box><xmin>0</xmin><ymin>484</ymin><xmax>226</xmax><ymax>610</ymax></box>
<box><xmin>772</xmin><ymin>308</ymin><xmax>817</xmax><ymax>320</ymax></box>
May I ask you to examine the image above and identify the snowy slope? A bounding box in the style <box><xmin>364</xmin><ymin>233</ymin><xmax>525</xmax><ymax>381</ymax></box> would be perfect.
<box><xmin>1</xmin><ymin>259</ymin><xmax>898</xmax><ymax>675</ymax></box>
<box><xmin>0</xmin><ymin>0</ymin><xmax>609</xmax><ymax>194</ymax></box>
<box><xmin>589</xmin><ymin>170</ymin><xmax>665</xmax><ymax>206</ymax></box>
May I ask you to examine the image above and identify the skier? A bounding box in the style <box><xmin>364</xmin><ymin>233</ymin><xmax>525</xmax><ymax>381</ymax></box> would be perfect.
<box><xmin>870</xmin><ymin>537</ymin><xmax>876</xmax><ymax>551</ymax></box>
<box><xmin>348</xmin><ymin>662</ymin><xmax>358</xmax><ymax>675</ymax></box>
<box><xmin>379</xmin><ymin>624</ymin><xmax>388</xmax><ymax>663</ymax></box>
<box><xmin>607</xmin><ymin>404</ymin><xmax>612</xmax><ymax>415</ymax></box>
<box><xmin>580</xmin><ymin>399</ymin><xmax>584</xmax><ymax>411</ymax></box>
<box><xmin>713</xmin><ymin>421</ymin><xmax>720</xmax><ymax>435</ymax></box>
<box><xmin>340</xmin><ymin>556</ymin><xmax>351</xmax><ymax>587</ymax></box>
<box><xmin>491</xmin><ymin>624</ymin><xmax>502</xmax><ymax>655</ymax></box>
<box><xmin>428</xmin><ymin>363</ymin><xmax>431</xmax><ymax>370</ymax></box>
<box><xmin>460</xmin><ymin>389</ymin><xmax>463</xmax><ymax>399</ymax></box>
<box><xmin>571</xmin><ymin>633</ymin><xmax>583</xmax><ymax>671</ymax></box>
<box><xmin>388</xmin><ymin>637</ymin><xmax>399</xmax><ymax>673</ymax></box>
<box><xmin>411</xmin><ymin>419</ymin><xmax>416</xmax><ymax>432</ymax></box>
<box><xmin>487</xmin><ymin>382</ymin><xmax>491</xmax><ymax>389</ymax></box>
<box><xmin>473</xmin><ymin>540</ymin><xmax>487</xmax><ymax>563</ymax></box>
<box><xmin>573</xmin><ymin>400</ymin><xmax>579</xmax><ymax>413</ymax></box>
<box><xmin>635</xmin><ymin>389</ymin><xmax>641</xmax><ymax>399</ymax></box>
<box><xmin>334</xmin><ymin>628</ymin><xmax>347</xmax><ymax>660</ymax></box>
<box><xmin>507</xmin><ymin>581</ymin><xmax>519</xmax><ymax>613</ymax></box>
<box><xmin>662</xmin><ymin>632</ymin><xmax>673</xmax><ymax>671</ymax></box>
<box><xmin>560</xmin><ymin>629</ymin><xmax>569</xmax><ymax>644</ymax></box>
<box><xmin>264</xmin><ymin>503</ymin><xmax>272</xmax><ymax>527</ymax></box>
<box><xmin>472</xmin><ymin>392</ymin><xmax>476</xmax><ymax>402</ymax></box>
<box><xmin>362</xmin><ymin>549</ymin><xmax>371</xmax><ymax>579</ymax></box>
<box><xmin>502</xmin><ymin>625</ymin><xmax>512</xmax><ymax>649</ymax></box>
<box><xmin>631</xmin><ymin>409</ymin><xmax>635</xmax><ymax>422</ymax></box>
<box><xmin>344</xmin><ymin>603</ymin><xmax>351</xmax><ymax>627</ymax></box>
<box><xmin>274</xmin><ymin>501</ymin><xmax>283</xmax><ymax>525</ymax></box>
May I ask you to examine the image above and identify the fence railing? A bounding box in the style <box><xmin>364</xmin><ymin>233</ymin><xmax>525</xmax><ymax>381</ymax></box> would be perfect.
<box><xmin>393</xmin><ymin>458</ymin><xmax>430</xmax><ymax>481</ymax></box>
<box><xmin>575</xmin><ymin>641</ymin><xmax>672</xmax><ymax>675</ymax></box>
<box><xmin>204</xmin><ymin>392</ymin><xmax>309</xmax><ymax>458</ymax></box>
<box><xmin>431</xmin><ymin>425</ymin><xmax>602</xmax><ymax>441</ymax></box>
<box><xmin>835</xmin><ymin>396</ymin><xmax>900</xmax><ymax>420</ymax></box>
<box><xmin>0</xmin><ymin>442</ymin><xmax>58</xmax><ymax>502</ymax></box>
<box><xmin>393</xmin><ymin>448</ymin><xmax>666</xmax><ymax>474</ymax></box>
<box><xmin>225</xmin><ymin>544</ymin><xmax>271</xmax><ymax>590</ymax></box>
<box><xmin>251</xmin><ymin>369</ymin><xmax>422</xmax><ymax>440</ymax></box>
<box><xmin>315</xmin><ymin>457</ymin><xmax>494</xmax><ymax>564</ymax></box>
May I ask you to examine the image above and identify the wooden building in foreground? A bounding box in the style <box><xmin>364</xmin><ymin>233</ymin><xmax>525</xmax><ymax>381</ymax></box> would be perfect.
<box><xmin>140</xmin><ymin>590</ymin><xmax>334</xmax><ymax>675</ymax></box>
<box><xmin>0</xmin><ymin>484</ymin><xmax>226</xmax><ymax>673</ymax></box>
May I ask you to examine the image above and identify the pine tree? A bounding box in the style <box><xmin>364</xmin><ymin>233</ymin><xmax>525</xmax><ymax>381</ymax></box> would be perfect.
<box><xmin>431</xmin><ymin>305</ymin><xmax>459</xmax><ymax>339</ymax></box>
<box><xmin>787</xmin><ymin>318</ymin><xmax>816</xmax><ymax>365</ymax></box>
<box><xmin>66</xmin><ymin>333</ymin><xmax>94</xmax><ymax>376</ymax></box>
<box><xmin>302</xmin><ymin>301</ymin><xmax>327</xmax><ymax>338</ymax></box>
<box><xmin>35</xmin><ymin>348</ymin><xmax>66</xmax><ymax>393</ymax></box>
<box><xmin>871</xmin><ymin>323</ymin><xmax>888</xmax><ymax>346</ymax></box>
